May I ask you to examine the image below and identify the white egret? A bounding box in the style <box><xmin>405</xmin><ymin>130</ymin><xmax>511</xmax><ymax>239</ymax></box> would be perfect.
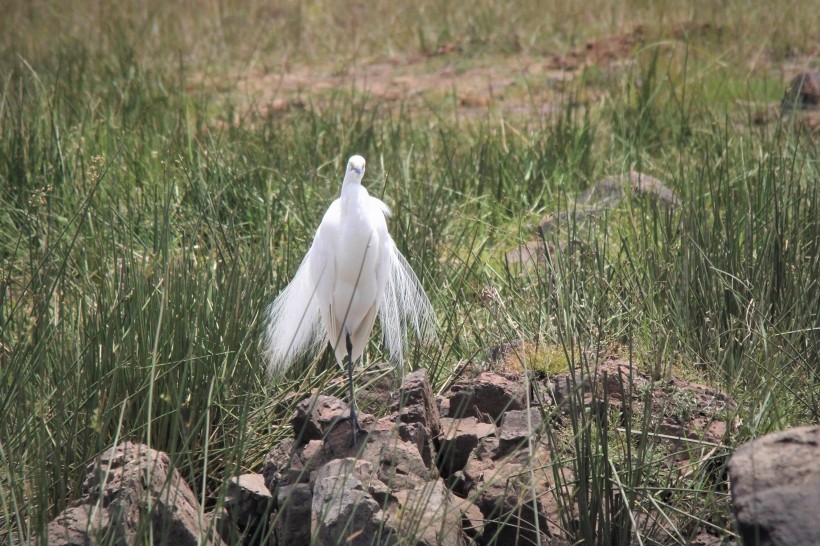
<box><xmin>264</xmin><ymin>155</ymin><xmax>436</xmax><ymax>443</ymax></box>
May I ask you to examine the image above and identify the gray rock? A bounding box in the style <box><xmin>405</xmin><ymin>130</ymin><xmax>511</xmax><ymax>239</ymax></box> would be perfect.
<box><xmin>462</xmin><ymin>435</ymin><xmax>563</xmax><ymax>544</ymax></box>
<box><xmin>389</xmin><ymin>481</ymin><xmax>468</xmax><ymax>546</ymax></box>
<box><xmin>44</xmin><ymin>442</ymin><xmax>224</xmax><ymax>546</ymax></box>
<box><xmin>438</xmin><ymin>417</ymin><xmax>497</xmax><ymax>477</ymax></box>
<box><xmin>729</xmin><ymin>425</ymin><xmax>820</xmax><ymax>546</ymax></box>
<box><xmin>782</xmin><ymin>72</ymin><xmax>820</xmax><ymax>110</ymax></box>
<box><xmin>361</xmin><ymin>419</ymin><xmax>435</xmax><ymax>490</ymax></box>
<box><xmin>226</xmin><ymin>474</ymin><xmax>272</xmax><ymax>527</ymax></box>
<box><xmin>292</xmin><ymin>395</ymin><xmax>354</xmax><ymax>444</ymax></box>
<box><xmin>213</xmin><ymin>473</ymin><xmax>273</xmax><ymax>544</ymax></box>
<box><xmin>391</xmin><ymin>368</ymin><xmax>442</xmax><ymax>438</ymax></box>
<box><xmin>261</xmin><ymin>370</ymin><xmax>480</xmax><ymax>546</ymax></box>
<box><xmin>509</xmin><ymin>172</ymin><xmax>679</xmax><ymax>268</ymax></box>
<box><xmin>311</xmin><ymin>458</ymin><xmax>391</xmax><ymax>546</ymax></box>
<box><xmin>448</xmin><ymin>372</ymin><xmax>527</xmax><ymax>422</ymax></box>
<box><xmin>498</xmin><ymin>408</ymin><xmax>544</xmax><ymax>455</ymax></box>
<box><xmin>453</xmin><ymin>496</ymin><xmax>485</xmax><ymax>541</ymax></box>
<box><xmin>576</xmin><ymin>172</ymin><xmax>680</xmax><ymax>209</ymax></box>
<box><xmin>273</xmin><ymin>483</ymin><xmax>312</xmax><ymax>545</ymax></box>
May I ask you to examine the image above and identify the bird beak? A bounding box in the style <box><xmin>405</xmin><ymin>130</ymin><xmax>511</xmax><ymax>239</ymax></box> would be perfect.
<box><xmin>351</xmin><ymin>165</ymin><xmax>364</xmax><ymax>175</ymax></box>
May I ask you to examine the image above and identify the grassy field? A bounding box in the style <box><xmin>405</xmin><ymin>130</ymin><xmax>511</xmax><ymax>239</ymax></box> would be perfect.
<box><xmin>1</xmin><ymin>1</ymin><xmax>818</xmax><ymax>544</ymax></box>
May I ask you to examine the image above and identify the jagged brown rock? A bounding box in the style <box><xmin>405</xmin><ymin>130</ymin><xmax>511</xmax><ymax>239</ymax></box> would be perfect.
<box><xmin>498</xmin><ymin>408</ymin><xmax>543</xmax><ymax>454</ymax></box>
<box><xmin>292</xmin><ymin>394</ymin><xmax>355</xmax><ymax>444</ymax></box>
<box><xmin>43</xmin><ymin>442</ymin><xmax>224</xmax><ymax>546</ymax></box>
<box><xmin>782</xmin><ymin>72</ymin><xmax>820</xmax><ymax>110</ymax></box>
<box><xmin>272</xmin><ymin>483</ymin><xmax>312</xmax><ymax>544</ymax></box>
<box><xmin>462</xmin><ymin>434</ymin><xmax>563</xmax><ymax>544</ymax></box>
<box><xmin>438</xmin><ymin>417</ymin><xmax>496</xmax><ymax>477</ymax></box>
<box><xmin>310</xmin><ymin>458</ymin><xmax>389</xmax><ymax>546</ymax></box>
<box><xmin>447</xmin><ymin>371</ymin><xmax>527</xmax><ymax>421</ymax></box>
<box><xmin>213</xmin><ymin>474</ymin><xmax>273</xmax><ymax>545</ymax></box>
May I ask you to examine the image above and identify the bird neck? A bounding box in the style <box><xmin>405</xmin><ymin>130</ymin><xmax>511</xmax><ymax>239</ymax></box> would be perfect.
<box><xmin>340</xmin><ymin>173</ymin><xmax>366</xmax><ymax>203</ymax></box>
<box><xmin>341</xmin><ymin>171</ymin><xmax>363</xmax><ymax>191</ymax></box>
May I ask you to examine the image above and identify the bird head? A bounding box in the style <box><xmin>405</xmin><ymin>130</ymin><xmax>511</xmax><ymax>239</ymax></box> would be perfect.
<box><xmin>347</xmin><ymin>155</ymin><xmax>366</xmax><ymax>176</ymax></box>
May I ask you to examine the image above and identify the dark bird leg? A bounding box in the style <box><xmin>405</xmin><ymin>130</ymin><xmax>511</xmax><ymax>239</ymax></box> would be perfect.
<box><xmin>346</xmin><ymin>333</ymin><xmax>359</xmax><ymax>446</ymax></box>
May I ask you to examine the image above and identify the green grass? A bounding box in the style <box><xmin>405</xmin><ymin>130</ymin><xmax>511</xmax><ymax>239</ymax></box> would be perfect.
<box><xmin>1</xmin><ymin>1</ymin><xmax>818</xmax><ymax>544</ymax></box>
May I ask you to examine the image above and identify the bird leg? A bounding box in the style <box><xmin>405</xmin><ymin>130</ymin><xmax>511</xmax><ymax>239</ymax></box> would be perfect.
<box><xmin>345</xmin><ymin>332</ymin><xmax>359</xmax><ymax>446</ymax></box>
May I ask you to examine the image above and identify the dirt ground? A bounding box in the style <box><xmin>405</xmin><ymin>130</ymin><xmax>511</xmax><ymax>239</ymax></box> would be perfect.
<box><xmin>191</xmin><ymin>21</ymin><xmax>818</xmax><ymax>131</ymax></box>
<box><xmin>195</xmin><ymin>26</ymin><xmax>650</xmax><ymax>121</ymax></box>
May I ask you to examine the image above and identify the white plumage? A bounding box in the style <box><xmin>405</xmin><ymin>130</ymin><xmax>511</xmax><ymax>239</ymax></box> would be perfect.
<box><xmin>264</xmin><ymin>155</ymin><xmax>436</xmax><ymax>397</ymax></box>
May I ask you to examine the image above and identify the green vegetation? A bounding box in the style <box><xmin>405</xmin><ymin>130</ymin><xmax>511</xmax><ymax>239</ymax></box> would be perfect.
<box><xmin>1</xmin><ymin>0</ymin><xmax>817</xmax><ymax>544</ymax></box>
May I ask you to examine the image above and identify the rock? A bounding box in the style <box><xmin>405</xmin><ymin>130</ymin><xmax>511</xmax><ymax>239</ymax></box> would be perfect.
<box><xmin>391</xmin><ymin>369</ymin><xmax>442</xmax><ymax>438</ymax></box>
<box><xmin>309</xmin><ymin>458</ymin><xmax>468</xmax><ymax>546</ymax></box>
<box><xmin>511</xmin><ymin>172</ymin><xmax>678</xmax><ymax>269</ymax></box>
<box><xmin>453</xmin><ymin>496</ymin><xmax>485</xmax><ymax>541</ymax></box>
<box><xmin>551</xmin><ymin>359</ymin><xmax>645</xmax><ymax>407</ymax></box>
<box><xmin>782</xmin><ymin>72</ymin><xmax>820</xmax><ymax>110</ymax></box>
<box><xmin>311</xmin><ymin>458</ymin><xmax>389</xmax><ymax>546</ymax></box>
<box><xmin>462</xmin><ymin>435</ymin><xmax>561</xmax><ymax>545</ymax></box>
<box><xmin>550</xmin><ymin>360</ymin><xmax>737</xmax><ymax>466</ymax></box>
<box><xmin>44</xmin><ymin>442</ymin><xmax>224</xmax><ymax>546</ymax></box>
<box><xmin>498</xmin><ymin>408</ymin><xmax>544</xmax><ymax>455</ymax></box>
<box><xmin>226</xmin><ymin>474</ymin><xmax>272</xmax><ymax>527</ymax></box>
<box><xmin>273</xmin><ymin>483</ymin><xmax>312</xmax><ymax>544</ymax></box>
<box><xmin>447</xmin><ymin>372</ymin><xmax>527</xmax><ymax>422</ymax></box>
<box><xmin>263</xmin><ymin>437</ymin><xmax>327</xmax><ymax>489</ymax></box>
<box><xmin>389</xmin><ymin>369</ymin><xmax>442</xmax><ymax>466</ymax></box>
<box><xmin>579</xmin><ymin>172</ymin><xmax>680</xmax><ymax>209</ymax></box>
<box><xmin>265</xmin><ymin>395</ymin><xmax>378</xmax><ymax>492</ymax></box>
<box><xmin>437</xmin><ymin>417</ymin><xmax>497</xmax><ymax>477</ymax></box>
<box><xmin>44</xmin><ymin>505</ymin><xmax>112</xmax><ymax>546</ymax></box>
<box><xmin>655</xmin><ymin>377</ymin><xmax>738</xmax><ymax>446</ymax></box>
<box><xmin>213</xmin><ymin>474</ymin><xmax>273</xmax><ymax>544</ymax></box>
<box><xmin>437</xmin><ymin>394</ymin><xmax>450</xmax><ymax>418</ymax></box>
<box><xmin>389</xmin><ymin>481</ymin><xmax>468</xmax><ymax>546</ymax></box>
<box><xmin>292</xmin><ymin>395</ymin><xmax>355</xmax><ymax>444</ymax></box>
<box><xmin>729</xmin><ymin>425</ymin><xmax>820</xmax><ymax>546</ymax></box>
<box><xmin>360</xmin><ymin>418</ymin><xmax>435</xmax><ymax>490</ymax></box>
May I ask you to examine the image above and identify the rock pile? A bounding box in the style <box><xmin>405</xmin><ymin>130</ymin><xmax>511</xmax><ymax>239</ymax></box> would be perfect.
<box><xmin>261</xmin><ymin>369</ymin><xmax>565</xmax><ymax>545</ymax></box>
<box><xmin>42</xmin><ymin>363</ymin><xmax>750</xmax><ymax>546</ymax></box>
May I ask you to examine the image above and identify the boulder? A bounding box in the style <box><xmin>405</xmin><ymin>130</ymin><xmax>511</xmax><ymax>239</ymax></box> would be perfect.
<box><xmin>213</xmin><ymin>474</ymin><xmax>273</xmax><ymax>544</ymax></box>
<box><xmin>729</xmin><ymin>425</ymin><xmax>820</xmax><ymax>546</ymax></box>
<box><xmin>292</xmin><ymin>395</ymin><xmax>355</xmax><ymax>444</ymax></box>
<box><xmin>311</xmin><ymin>458</ymin><xmax>390</xmax><ymax>546</ymax></box>
<box><xmin>462</xmin><ymin>434</ymin><xmax>562</xmax><ymax>545</ymax></box>
<box><xmin>509</xmin><ymin>171</ymin><xmax>679</xmax><ymax>267</ymax></box>
<box><xmin>43</xmin><ymin>442</ymin><xmax>223</xmax><ymax>546</ymax></box>
<box><xmin>437</xmin><ymin>417</ymin><xmax>496</xmax><ymax>477</ymax></box>
<box><xmin>272</xmin><ymin>483</ymin><xmax>312</xmax><ymax>544</ymax></box>
<box><xmin>389</xmin><ymin>481</ymin><xmax>468</xmax><ymax>546</ymax></box>
<box><xmin>391</xmin><ymin>369</ymin><xmax>442</xmax><ymax>438</ymax></box>
<box><xmin>498</xmin><ymin>408</ymin><xmax>544</xmax><ymax>455</ymax></box>
<box><xmin>782</xmin><ymin>72</ymin><xmax>820</xmax><ymax>110</ymax></box>
<box><xmin>447</xmin><ymin>372</ymin><xmax>527</xmax><ymax>422</ymax></box>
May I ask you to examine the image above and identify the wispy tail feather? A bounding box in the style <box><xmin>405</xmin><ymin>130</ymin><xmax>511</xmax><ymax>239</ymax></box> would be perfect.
<box><xmin>379</xmin><ymin>242</ymin><xmax>437</xmax><ymax>374</ymax></box>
